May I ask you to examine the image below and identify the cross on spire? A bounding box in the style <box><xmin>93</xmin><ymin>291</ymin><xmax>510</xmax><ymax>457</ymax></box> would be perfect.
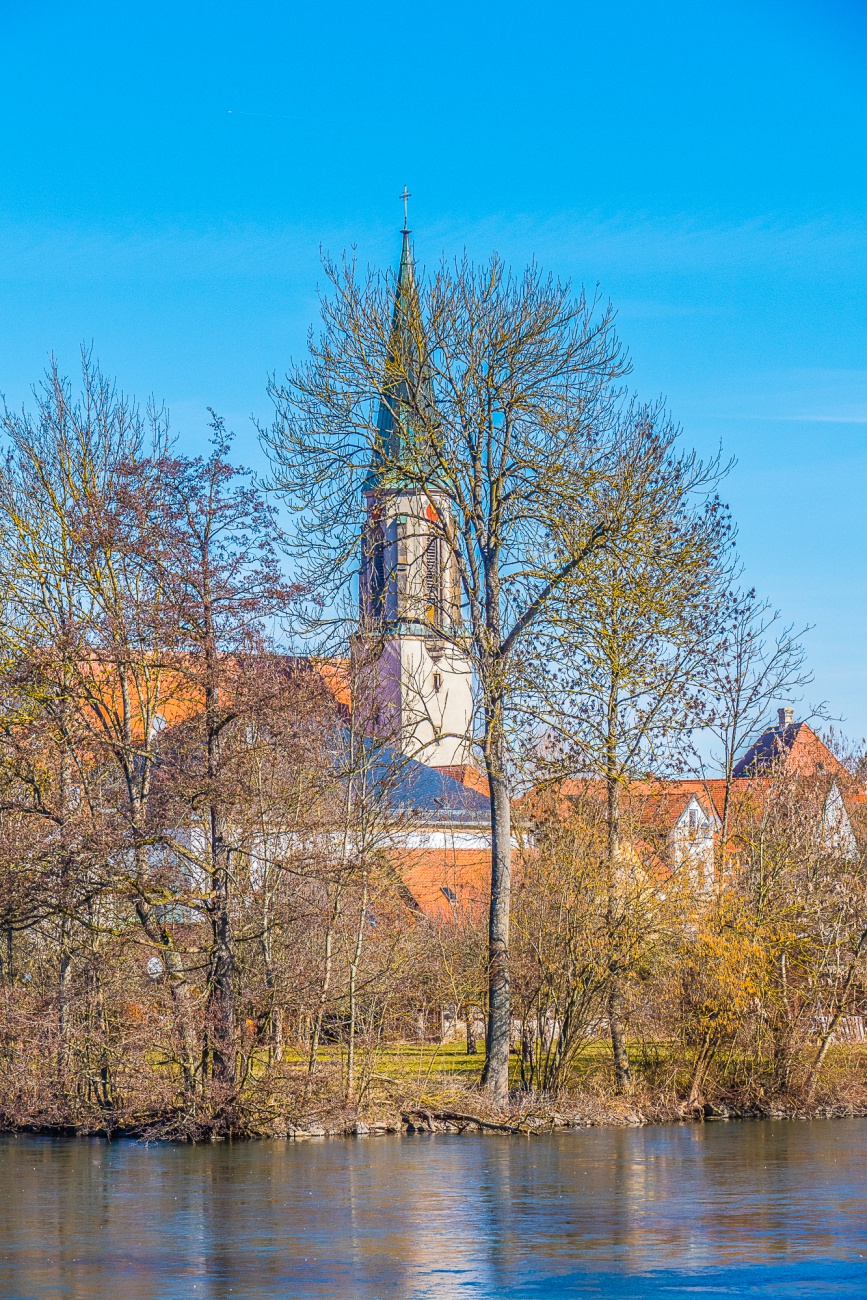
<box><xmin>400</xmin><ymin>185</ymin><xmax>411</xmax><ymax>233</ymax></box>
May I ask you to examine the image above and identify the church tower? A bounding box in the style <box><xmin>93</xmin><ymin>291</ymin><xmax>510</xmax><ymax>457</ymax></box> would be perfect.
<box><xmin>356</xmin><ymin>202</ymin><xmax>474</xmax><ymax>769</ymax></box>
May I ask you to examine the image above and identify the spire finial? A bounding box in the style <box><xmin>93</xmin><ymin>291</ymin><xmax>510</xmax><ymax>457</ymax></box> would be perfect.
<box><xmin>400</xmin><ymin>185</ymin><xmax>411</xmax><ymax>234</ymax></box>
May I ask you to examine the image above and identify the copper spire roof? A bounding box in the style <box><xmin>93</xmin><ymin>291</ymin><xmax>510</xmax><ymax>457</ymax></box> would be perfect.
<box><xmin>364</xmin><ymin>199</ymin><xmax>430</xmax><ymax>490</ymax></box>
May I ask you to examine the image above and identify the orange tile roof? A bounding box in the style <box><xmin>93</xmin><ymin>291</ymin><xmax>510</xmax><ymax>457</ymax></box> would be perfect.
<box><xmin>523</xmin><ymin>777</ymin><xmax>726</xmax><ymax>830</ymax></box>
<box><xmin>307</xmin><ymin>658</ymin><xmax>351</xmax><ymax>709</ymax></box>
<box><xmin>394</xmin><ymin>847</ymin><xmax>492</xmax><ymax>918</ymax></box>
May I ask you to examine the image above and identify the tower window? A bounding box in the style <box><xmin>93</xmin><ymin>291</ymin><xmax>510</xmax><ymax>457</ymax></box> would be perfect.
<box><xmin>433</xmin><ymin>671</ymin><xmax>442</xmax><ymax>694</ymax></box>
<box><xmin>425</xmin><ymin>536</ymin><xmax>441</xmax><ymax>623</ymax></box>
<box><xmin>368</xmin><ymin>524</ymin><xmax>386</xmax><ymax>619</ymax></box>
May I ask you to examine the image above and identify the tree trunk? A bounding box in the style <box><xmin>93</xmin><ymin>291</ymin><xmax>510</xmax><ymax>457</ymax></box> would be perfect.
<box><xmin>607</xmin><ymin>976</ymin><xmax>632</xmax><ymax>1094</ymax></box>
<box><xmin>57</xmin><ymin>912</ymin><xmax>72</xmax><ymax>1085</ymax></box>
<box><xmin>346</xmin><ymin>873</ymin><xmax>369</xmax><ymax>1105</ymax></box>
<box><xmin>0</xmin><ymin>927</ymin><xmax>13</xmax><ymax>987</ymax></box>
<box><xmin>606</xmin><ymin>772</ymin><xmax>632</xmax><ymax>1094</ymax></box>
<box><xmin>261</xmin><ymin>906</ymin><xmax>283</xmax><ymax>1064</ymax></box>
<box><xmin>307</xmin><ymin>885</ymin><xmax>342</xmax><ymax>1080</ymax></box>
<box><xmin>200</xmin><ymin>547</ymin><xmax>236</xmax><ymax>1088</ymax></box>
<box><xmin>806</xmin><ymin>1011</ymin><xmax>844</xmax><ymax>1102</ymax></box>
<box><xmin>465</xmin><ymin>1005</ymin><xmax>478</xmax><ymax>1054</ymax></box>
<box><xmin>717</xmin><ymin>758</ymin><xmax>735</xmax><ymax>886</ymax></box>
<box><xmin>57</xmin><ymin>735</ymin><xmax>74</xmax><ymax>1087</ymax></box>
<box><xmin>208</xmin><ymin>811</ymin><xmax>236</xmax><ymax>1086</ymax></box>
<box><xmin>686</xmin><ymin>1029</ymin><xmax>715</xmax><ymax>1108</ymax></box>
<box><xmin>481</xmin><ymin>726</ymin><xmax>512</xmax><ymax>1106</ymax></box>
<box><xmin>520</xmin><ymin>1018</ymin><xmax>534</xmax><ymax>1090</ymax></box>
<box><xmin>259</xmin><ymin>844</ymin><xmax>284</xmax><ymax>1064</ymax></box>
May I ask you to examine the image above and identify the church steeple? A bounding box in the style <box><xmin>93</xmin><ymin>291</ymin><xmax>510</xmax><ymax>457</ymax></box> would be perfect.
<box><xmin>368</xmin><ymin>190</ymin><xmax>421</xmax><ymax>481</ymax></box>
<box><xmin>373</xmin><ymin>235</ymin><xmax>413</xmax><ymax>467</ymax></box>
<box><xmin>356</xmin><ymin>194</ymin><xmax>473</xmax><ymax>769</ymax></box>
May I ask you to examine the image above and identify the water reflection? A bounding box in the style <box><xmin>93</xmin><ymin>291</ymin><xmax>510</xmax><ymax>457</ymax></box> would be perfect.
<box><xmin>0</xmin><ymin>1121</ymin><xmax>865</xmax><ymax>1297</ymax></box>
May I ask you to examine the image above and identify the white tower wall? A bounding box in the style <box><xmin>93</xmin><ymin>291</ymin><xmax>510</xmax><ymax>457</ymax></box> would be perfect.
<box><xmin>357</xmin><ymin>488</ymin><xmax>474</xmax><ymax>768</ymax></box>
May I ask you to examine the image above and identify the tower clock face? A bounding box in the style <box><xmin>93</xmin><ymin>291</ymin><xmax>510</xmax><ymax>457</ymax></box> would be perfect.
<box><xmin>426</xmin><ymin>503</ymin><xmax>439</xmax><ymax>522</ymax></box>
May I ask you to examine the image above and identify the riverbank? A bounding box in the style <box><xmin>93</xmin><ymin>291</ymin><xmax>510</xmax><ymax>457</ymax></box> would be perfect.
<box><xmin>2</xmin><ymin>1042</ymin><xmax>866</xmax><ymax>1140</ymax></box>
<box><xmin>4</xmin><ymin>1094</ymin><xmax>867</xmax><ymax>1141</ymax></box>
<box><xmin>275</xmin><ymin>1097</ymin><xmax>867</xmax><ymax>1140</ymax></box>
<box><xmin>246</xmin><ymin>1072</ymin><xmax>867</xmax><ymax>1139</ymax></box>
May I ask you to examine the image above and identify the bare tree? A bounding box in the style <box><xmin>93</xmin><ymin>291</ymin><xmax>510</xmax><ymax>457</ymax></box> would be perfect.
<box><xmin>262</xmin><ymin>245</ymin><xmax>718</xmax><ymax>1101</ymax></box>
<box><xmin>0</xmin><ymin>355</ymin><xmax>171</xmax><ymax>1086</ymax></box>
<box><xmin>526</xmin><ymin>431</ymin><xmax>730</xmax><ymax>1090</ymax></box>
<box><xmin>150</xmin><ymin>422</ymin><xmax>296</xmax><ymax>1085</ymax></box>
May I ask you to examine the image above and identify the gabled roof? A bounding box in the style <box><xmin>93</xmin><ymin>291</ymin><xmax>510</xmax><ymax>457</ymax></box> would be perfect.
<box><xmin>733</xmin><ymin>720</ymin><xmax>849</xmax><ymax>781</ymax></box>
<box><xmin>627</xmin><ymin>781</ymin><xmax>723</xmax><ymax>831</ymax></box>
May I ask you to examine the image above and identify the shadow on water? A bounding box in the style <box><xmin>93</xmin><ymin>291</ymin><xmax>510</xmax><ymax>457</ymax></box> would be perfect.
<box><xmin>0</xmin><ymin>1120</ymin><xmax>865</xmax><ymax>1298</ymax></box>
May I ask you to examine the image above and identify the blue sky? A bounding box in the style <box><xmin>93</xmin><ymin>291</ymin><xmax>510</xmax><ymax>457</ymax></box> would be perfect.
<box><xmin>1</xmin><ymin>0</ymin><xmax>866</xmax><ymax>733</ymax></box>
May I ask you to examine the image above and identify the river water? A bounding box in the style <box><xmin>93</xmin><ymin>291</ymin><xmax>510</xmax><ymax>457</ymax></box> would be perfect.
<box><xmin>0</xmin><ymin>1120</ymin><xmax>865</xmax><ymax>1298</ymax></box>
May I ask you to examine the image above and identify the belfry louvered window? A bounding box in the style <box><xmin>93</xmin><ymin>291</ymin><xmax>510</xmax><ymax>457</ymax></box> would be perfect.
<box><xmin>369</xmin><ymin>525</ymin><xmax>386</xmax><ymax>619</ymax></box>
<box><xmin>425</xmin><ymin>536</ymin><xmax>441</xmax><ymax>624</ymax></box>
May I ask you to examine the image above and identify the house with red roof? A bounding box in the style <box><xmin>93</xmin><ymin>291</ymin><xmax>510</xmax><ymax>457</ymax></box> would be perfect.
<box><xmin>516</xmin><ymin>708</ymin><xmax>861</xmax><ymax>908</ymax></box>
